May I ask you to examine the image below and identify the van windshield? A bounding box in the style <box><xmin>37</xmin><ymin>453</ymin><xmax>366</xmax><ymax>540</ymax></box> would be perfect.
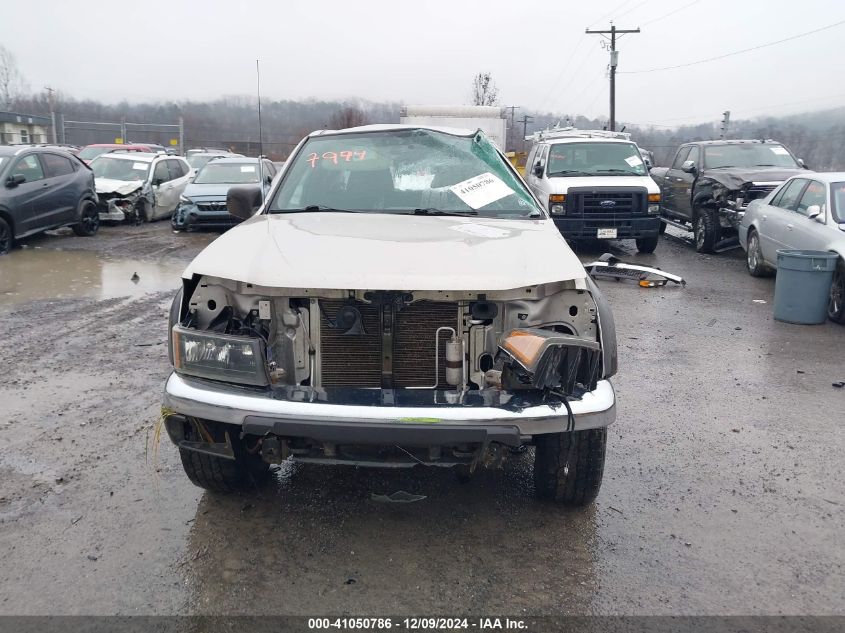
<box><xmin>546</xmin><ymin>142</ymin><xmax>647</xmax><ymax>177</ymax></box>
<box><xmin>269</xmin><ymin>129</ymin><xmax>541</xmax><ymax>218</ymax></box>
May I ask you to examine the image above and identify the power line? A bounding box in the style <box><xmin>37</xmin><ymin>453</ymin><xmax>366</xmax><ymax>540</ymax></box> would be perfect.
<box><xmin>588</xmin><ymin>0</ymin><xmax>637</xmax><ymax>29</ymax></box>
<box><xmin>620</xmin><ymin>18</ymin><xmax>845</xmax><ymax>74</ymax></box>
<box><xmin>614</xmin><ymin>0</ymin><xmax>651</xmax><ymax>21</ymax></box>
<box><xmin>639</xmin><ymin>0</ymin><xmax>701</xmax><ymax>27</ymax></box>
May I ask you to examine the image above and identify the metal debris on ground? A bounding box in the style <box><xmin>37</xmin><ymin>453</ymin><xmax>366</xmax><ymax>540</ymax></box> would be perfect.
<box><xmin>584</xmin><ymin>253</ymin><xmax>685</xmax><ymax>287</ymax></box>
<box><xmin>833</xmin><ymin>382</ymin><xmax>844</xmax><ymax>388</ymax></box>
<box><xmin>370</xmin><ymin>491</ymin><xmax>427</xmax><ymax>503</ymax></box>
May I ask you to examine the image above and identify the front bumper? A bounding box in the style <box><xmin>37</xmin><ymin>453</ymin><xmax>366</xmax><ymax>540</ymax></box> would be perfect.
<box><xmin>719</xmin><ymin>207</ymin><xmax>745</xmax><ymax>229</ymax></box>
<box><xmin>162</xmin><ymin>373</ymin><xmax>616</xmax><ymax>442</ymax></box>
<box><xmin>553</xmin><ymin>216</ymin><xmax>660</xmax><ymax>240</ymax></box>
<box><xmin>172</xmin><ymin>204</ymin><xmax>241</xmax><ymax>230</ymax></box>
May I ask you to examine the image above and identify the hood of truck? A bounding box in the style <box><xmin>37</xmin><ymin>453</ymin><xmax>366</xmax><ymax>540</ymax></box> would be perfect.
<box><xmin>700</xmin><ymin>167</ymin><xmax>805</xmax><ymax>190</ymax></box>
<box><xmin>182</xmin><ymin>212</ymin><xmax>587</xmax><ymax>290</ymax></box>
<box><xmin>546</xmin><ymin>175</ymin><xmax>660</xmax><ymax>194</ymax></box>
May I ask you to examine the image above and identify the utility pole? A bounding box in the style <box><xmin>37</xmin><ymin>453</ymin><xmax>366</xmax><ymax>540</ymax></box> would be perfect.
<box><xmin>720</xmin><ymin>110</ymin><xmax>731</xmax><ymax>139</ymax></box>
<box><xmin>517</xmin><ymin>114</ymin><xmax>533</xmax><ymax>150</ymax></box>
<box><xmin>505</xmin><ymin>105</ymin><xmax>519</xmax><ymax>151</ymax></box>
<box><xmin>585</xmin><ymin>23</ymin><xmax>640</xmax><ymax>131</ymax></box>
<box><xmin>44</xmin><ymin>86</ymin><xmax>57</xmax><ymax>143</ymax></box>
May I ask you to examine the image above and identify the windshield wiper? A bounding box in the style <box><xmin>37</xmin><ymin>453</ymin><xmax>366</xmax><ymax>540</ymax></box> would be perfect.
<box><xmin>271</xmin><ymin>205</ymin><xmax>359</xmax><ymax>214</ymax></box>
<box><xmin>547</xmin><ymin>170</ymin><xmax>593</xmax><ymax>176</ymax></box>
<box><xmin>411</xmin><ymin>208</ymin><xmax>478</xmax><ymax>216</ymax></box>
<box><xmin>596</xmin><ymin>169</ymin><xmax>640</xmax><ymax>175</ymax></box>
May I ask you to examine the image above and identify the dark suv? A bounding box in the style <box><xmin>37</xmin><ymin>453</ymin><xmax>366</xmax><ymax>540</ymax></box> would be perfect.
<box><xmin>0</xmin><ymin>146</ymin><xmax>99</xmax><ymax>254</ymax></box>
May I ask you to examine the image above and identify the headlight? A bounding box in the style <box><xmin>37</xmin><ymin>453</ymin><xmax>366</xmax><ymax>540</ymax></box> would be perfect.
<box><xmin>549</xmin><ymin>194</ymin><xmax>566</xmax><ymax>216</ymax></box>
<box><xmin>179</xmin><ymin>195</ymin><xmax>192</xmax><ymax>204</ymax></box>
<box><xmin>648</xmin><ymin>193</ymin><xmax>660</xmax><ymax>214</ymax></box>
<box><xmin>171</xmin><ymin>325</ymin><xmax>268</xmax><ymax>386</ymax></box>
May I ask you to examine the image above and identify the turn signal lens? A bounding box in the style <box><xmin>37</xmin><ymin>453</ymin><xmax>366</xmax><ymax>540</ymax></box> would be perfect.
<box><xmin>549</xmin><ymin>194</ymin><xmax>566</xmax><ymax>203</ymax></box>
<box><xmin>500</xmin><ymin>330</ymin><xmax>547</xmax><ymax>367</ymax></box>
<box><xmin>648</xmin><ymin>193</ymin><xmax>661</xmax><ymax>203</ymax></box>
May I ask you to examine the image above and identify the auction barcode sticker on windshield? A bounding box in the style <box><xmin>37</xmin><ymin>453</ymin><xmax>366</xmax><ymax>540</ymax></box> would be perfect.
<box><xmin>770</xmin><ymin>147</ymin><xmax>789</xmax><ymax>155</ymax></box>
<box><xmin>132</xmin><ymin>163</ymin><xmax>146</xmax><ymax>170</ymax></box>
<box><xmin>449</xmin><ymin>172</ymin><xmax>513</xmax><ymax>209</ymax></box>
<box><xmin>625</xmin><ymin>155</ymin><xmax>643</xmax><ymax>167</ymax></box>
<box><xmin>241</xmin><ymin>165</ymin><xmax>256</xmax><ymax>172</ymax></box>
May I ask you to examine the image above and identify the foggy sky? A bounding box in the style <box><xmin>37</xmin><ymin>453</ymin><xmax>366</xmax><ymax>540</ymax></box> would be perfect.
<box><xmin>2</xmin><ymin>0</ymin><xmax>843</xmax><ymax>127</ymax></box>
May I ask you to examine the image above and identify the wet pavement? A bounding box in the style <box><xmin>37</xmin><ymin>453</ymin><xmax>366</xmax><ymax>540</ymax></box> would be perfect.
<box><xmin>0</xmin><ymin>222</ymin><xmax>842</xmax><ymax>616</ymax></box>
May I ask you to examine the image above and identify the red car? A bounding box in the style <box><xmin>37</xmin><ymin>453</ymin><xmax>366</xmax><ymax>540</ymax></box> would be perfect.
<box><xmin>77</xmin><ymin>143</ymin><xmax>158</xmax><ymax>164</ymax></box>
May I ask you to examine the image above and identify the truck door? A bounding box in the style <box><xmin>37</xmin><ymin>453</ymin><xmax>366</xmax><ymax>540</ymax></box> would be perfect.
<box><xmin>526</xmin><ymin>144</ymin><xmax>550</xmax><ymax>208</ymax></box>
<box><xmin>662</xmin><ymin>146</ymin><xmax>689</xmax><ymax>215</ymax></box>
<box><xmin>671</xmin><ymin>145</ymin><xmax>698</xmax><ymax>219</ymax></box>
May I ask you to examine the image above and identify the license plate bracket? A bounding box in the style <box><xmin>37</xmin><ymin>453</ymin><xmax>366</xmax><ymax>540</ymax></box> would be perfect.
<box><xmin>597</xmin><ymin>228</ymin><xmax>618</xmax><ymax>239</ymax></box>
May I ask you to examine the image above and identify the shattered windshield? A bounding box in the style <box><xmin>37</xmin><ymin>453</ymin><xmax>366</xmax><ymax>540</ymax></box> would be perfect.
<box><xmin>269</xmin><ymin>129</ymin><xmax>541</xmax><ymax>218</ymax></box>
<box><xmin>704</xmin><ymin>144</ymin><xmax>800</xmax><ymax>169</ymax></box>
<box><xmin>194</xmin><ymin>162</ymin><xmax>261</xmax><ymax>184</ymax></box>
<box><xmin>546</xmin><ymin>142</ymin><xmax>647</xmax><ymax>176</ymax></box>
<box><xmin>90</xmin><ymin>156</ymin><xmax>150</xmax><ymax>181</ymax></box>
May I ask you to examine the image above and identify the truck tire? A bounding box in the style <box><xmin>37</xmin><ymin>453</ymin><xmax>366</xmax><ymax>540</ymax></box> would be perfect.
<box><xmin>72</xmin><ymin>199</ymin><xmax>100</xmax><ymax>236</ymax></box>
<box><xmin>746</xmin><ymin>229</ymin><xmax>773</xmax><ymax>277</ymax></box>
<box><xmin>533</xmin><ymin>428</ymin><xmax>606</xmax><ymax>506</ymax></box>
<box><xmin>829</xmin><ymin>260</ymin><xmax>845</xmax><ymax>324</ymax></box>
<box><xmin>694</xmin><ymin>208</ymin><xmax>719</xmax><ymax>254</ymax></box>
<box><xmin>636</xmin><ymin>235</ymin><xmax>659</xmax><ymax>253</ymax></box>
<box><xmin>178</xmin><ymin>419</ymin><xmax>270</xmax><ymax>492</ymax></box>
<box><xmin>0</xmin><ymin>217</ymin><xmax>12</xmax><ymax>255</ymax></box>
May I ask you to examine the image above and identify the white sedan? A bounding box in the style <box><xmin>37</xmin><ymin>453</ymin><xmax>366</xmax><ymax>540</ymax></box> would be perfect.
<box><xmin>739</xmin><ymin>172</ymin><xmax>845</xmax><ymax>323</ymax></box>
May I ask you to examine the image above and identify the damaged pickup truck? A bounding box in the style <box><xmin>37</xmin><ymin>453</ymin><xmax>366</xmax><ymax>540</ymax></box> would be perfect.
<box><xmin>651</xmin><ymin>140</ymin><xmax>806</xmax><ymax>253</ymax></box>
<box><xmin>90</xmin><ymin>152</ymin><xmax>191</xmax><ymax>223</ymax></box>
<box><xmin>162</xmin><ymin>125</ymin><xmax>617</xmax><ymax>506</ymax></box>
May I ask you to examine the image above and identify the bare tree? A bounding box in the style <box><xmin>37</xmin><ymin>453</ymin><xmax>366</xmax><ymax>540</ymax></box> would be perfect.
<box><xmin>471</xmin><ymin>72</ymin><xmax>499</xmax><ymax>106</ymax></box>
<box><xmin>328</xmin><ymin>106</ymin><xmax>369</xmax><ymax>129</ymax></box>
<box><xmin>0</xmin><ymin>46</ymin><xmax>24</xmax><ymax>109</ymax></box>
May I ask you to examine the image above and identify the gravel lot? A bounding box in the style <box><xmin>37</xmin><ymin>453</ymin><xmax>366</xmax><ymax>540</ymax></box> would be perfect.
<box><xmin>0</xmin><ymin>222</ymin><xmax>842</xmax><ymax>616</ymax></box>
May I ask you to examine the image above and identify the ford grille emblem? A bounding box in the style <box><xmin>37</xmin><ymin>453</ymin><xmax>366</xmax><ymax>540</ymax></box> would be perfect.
<box><xmin>599</xmin><ymin>200</ymin><xmax>617</xmax><ymax>208</ymax></box>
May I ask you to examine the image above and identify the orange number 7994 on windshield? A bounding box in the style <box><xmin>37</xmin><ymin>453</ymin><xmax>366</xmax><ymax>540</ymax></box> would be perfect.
<box><xmin>307</xmin><ymin>150</ymin><xmax>367</xmax><ymax>168</ymax></box>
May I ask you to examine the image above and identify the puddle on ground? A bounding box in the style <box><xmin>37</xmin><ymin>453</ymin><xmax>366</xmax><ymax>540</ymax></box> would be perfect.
<box><xmin>0</xmin><ymin>249</ymin><xmax>185</xmax><ymax>309</ymax></box>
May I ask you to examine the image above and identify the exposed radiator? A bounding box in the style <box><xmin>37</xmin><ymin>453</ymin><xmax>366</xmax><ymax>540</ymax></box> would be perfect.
<box><xmin>319</xmin><ymin>299</ymin><xmax>459</xmax><ymax>388</ymax></box>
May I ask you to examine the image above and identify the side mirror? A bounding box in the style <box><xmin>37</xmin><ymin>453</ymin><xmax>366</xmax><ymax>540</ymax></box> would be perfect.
<box><xmin>681</xmin><ymin>160</ymin><xmax>696</xmax><ymax>174</ymax></box>
<box><xmin>5</xmin><ymin>173</ymin><xmax>26</xmax><ymax>188</ymax></box>
<box><xmin>798</xmin><ymin>158</ymin><xmax>807</xmax><ymax>168</ymax></box>
<box><xmin>227</xmin><ymin>185</ymin><xmax>263</xmax><ymax>220</ymax></box>
<box><xmin>807</xmin><ymin>205</ymin><xmax>824</xmax><ymax>222</ymax></box>
<box><xmin>532</xmin><ymin>162</ymin><xmax>544</xmax><ymax>178</ymax></box>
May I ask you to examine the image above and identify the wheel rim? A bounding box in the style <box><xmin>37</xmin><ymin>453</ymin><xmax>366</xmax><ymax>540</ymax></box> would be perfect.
<box><xmin>830</xmin><ymin>269</ymin><xmax>844</xmax><ymax>318</ymax></box>
<box><xmin>748</xmin><ymin>234</ymin><xmax>759</xmax><ymax>271</ymax></box>
<box><xmin>695</xmin><ymin>217</ymin><xmax>705</xmax><ymax>249</ymax></box>
<box><xmin>81</xmin><ymin>203</ymin><xmax>99</xmax><ymax>233</ymax></box>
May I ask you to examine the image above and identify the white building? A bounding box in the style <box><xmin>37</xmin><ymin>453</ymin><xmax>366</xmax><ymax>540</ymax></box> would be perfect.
<box><xmin>0</xmin><ymin>110</ymin><xmax>51</xmax><ymax>145</ymax></box>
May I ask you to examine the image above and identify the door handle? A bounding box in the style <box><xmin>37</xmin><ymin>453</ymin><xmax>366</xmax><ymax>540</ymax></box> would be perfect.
<box><xmin>762</xmin><ymin>214</ymin><xmax>767</xmax><ymax>220</ymax></box>
<box><xmin>786</xmin><ymin>224</ymin><xmax>793</xmax><ymax>230</ymax></box>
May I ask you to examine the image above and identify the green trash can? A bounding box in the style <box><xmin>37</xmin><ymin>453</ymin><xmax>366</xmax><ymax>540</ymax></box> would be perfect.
<box><xmin>774</xmin><ymin>250</ymin><xmax>838</xmax><ymax>324</ymax></box>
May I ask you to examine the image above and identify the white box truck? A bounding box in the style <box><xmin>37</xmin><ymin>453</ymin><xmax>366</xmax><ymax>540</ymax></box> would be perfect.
<box><xmin>400</xmin><ymin>105</ymin><xmax>508</xmax><ymax>150</ymax></box>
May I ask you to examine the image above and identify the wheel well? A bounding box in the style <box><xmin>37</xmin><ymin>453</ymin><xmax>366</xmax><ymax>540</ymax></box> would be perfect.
<box><xmin>0</xmin><ymin>209</ymin><xmax>14</xmax><ymax>236</ymax></box>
